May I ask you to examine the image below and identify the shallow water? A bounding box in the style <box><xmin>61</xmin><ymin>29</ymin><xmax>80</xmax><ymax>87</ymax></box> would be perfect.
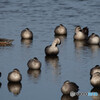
<box><xmin>0</xmin><ymin>0</ymin><xmax>100</xmax><ymax>100</ymax></box>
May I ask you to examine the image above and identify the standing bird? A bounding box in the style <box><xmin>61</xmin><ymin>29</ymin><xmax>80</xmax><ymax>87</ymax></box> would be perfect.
<box><xmin>21</xmin><ymin>28</ymin><xmax>33</xmax><ymax>39</ymax></box>
<box><xmin>74</xmin><ymin>26</ymin><xmax>89</xmax><ymax>40</ymax></box>
<box><xmin>7</xmin><ymin>69</ymin><xmax>22</xmax><ymax>83</ymax></box>
<box><xmin>54</xmin><ymin>24</ymin><xmax>67</xmax><ymax>36</ymax></box>
<box><xmin>45</xmin><ymin>38</ymin><xmax>61</xmax><ymax>56</ymax></box>
<box><xmin>61</xmin><ymin>80</ymin><xmax>79</xmax><ymax>95</ymax></box>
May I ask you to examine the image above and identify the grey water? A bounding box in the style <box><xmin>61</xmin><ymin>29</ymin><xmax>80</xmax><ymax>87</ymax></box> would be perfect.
<box><xmin>0</xmin><ymin>0</ymin><xmax>100</xmax><ymax>100</ymax></box>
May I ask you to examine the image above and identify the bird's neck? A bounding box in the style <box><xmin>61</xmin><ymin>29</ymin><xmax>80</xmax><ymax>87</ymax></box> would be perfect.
<box><xmin>52</xmin><ymin>42</ymin><xmax>57</xmax><ymax>47</ymax></box>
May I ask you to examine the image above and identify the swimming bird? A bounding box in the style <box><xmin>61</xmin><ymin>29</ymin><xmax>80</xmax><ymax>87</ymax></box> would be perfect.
<box><xmin>82</xmin><ymin>27</ymin><xmax>89</xmax><ymax>36</ymax></box>
<box><xmin>90</xmin><ymin>65</ymin><xmax>100</xmax><ymax>76</ymax></box>
<box><xmin>27</xmin><ymin>57</ymin><xmax>41</xmax><ymax>70</ymax></box>
<box><xmin>54</xmin><ymin>24</ymin><xmax>67</xmax><ymax>36</ymax></box>
<box><xmin>61</xmin><ymin>80</ymin><xmax>79</xmax><ymax>95</ymax></box>
<box><xmin>90</xmin><ymin>72</ymin><xmax>100</xmax><ymax>87</ymax></box>
<box><xmin>7</xmin><ymin>69</ymin><xmax>22</xmax><ymax>83</ymax></box>
<box><xmin>74</xmin><ymin>26</ymin><xmax>89</xmax><ymax>40</ymax></box>
<box><xmin>21</xmin><ymin>28</ymin><xmax>33</xmax><ymax>39</ymax></box>
<box><xmin>0</xmin><ymin>38</ymin><xmax>14</xmax><ymax>46</ymax></box>
<box><xmin>45</xmin><ymin>38</ymin><xmax>61</xmax><ymax>56</ymax></box>
<box><xmin>87</xmin><ymin>33</ymin><xmax>100</xmax><ymax>45</ymax></box>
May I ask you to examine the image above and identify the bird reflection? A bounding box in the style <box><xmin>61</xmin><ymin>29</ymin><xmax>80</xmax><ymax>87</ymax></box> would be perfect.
<box><xmin>88</xmin><ymin>45</ymin><xmax>100</xmax><ymax>53</ymax></box>
<box><xmin>0</xmin><ymin>72</ymin><xmax>1</xmax><ymax>88</ymax></box>
<box><xmin>21</xmin><ymin>39</ymin><xmax>32</xmax><ymax>47</ymax></box>
<box><xmin>74</xmin><ymin>40</ymin><xmax>87</xmax><ymax>50</ymax></box>
<box><xmin>45</xmin><ymin>56</ymin><xmax>61</xmax><ymax>78</ymax></box>
<box><xmin>7</xmin><ymin>82</ymin><xmax>22</xmax><ymax>95</ymax></box>
<box><xmin>27</xmin><ymin>69</ymin><xmax>41</xmax><ymax>83</ymax></box>
<box><xmin>91</xmin><ymin>87</ymin><xmax>100</xmax><ymax>100</ymax></box>
<box><xmin>61</xmin><ymin>95</ymin><xmax>79</xmax><ymax>100</ymax></box>
<box><xmin>0</xmin><ymin>82</ymin><xmax>2</xmax><ymax>88</ymax></box>
<box><xmin>74</xmin><ymin>40</ymin><xmax>88</xmax><ymax>60</ymax></box>
<box><xmin>55</xmin><ymin>35</ymin><xmax>67</xmax><ymax>43</ymax></box>
<box><xmin>45</xmin><ymin>56</ymin><xmax>59</xmax><ymax>68</ymax></box>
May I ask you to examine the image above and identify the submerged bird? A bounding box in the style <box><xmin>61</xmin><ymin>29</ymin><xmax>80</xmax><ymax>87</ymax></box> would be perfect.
<box><xmin>21</xmin><ymin>28</ymin><xmax>33</xmax><ymax>39</ymax></box>
<box><xmin>90</xmin><ymin>65</ymin><xmax>100</xmax><ymax>76</ymax></box>
<box><xmin>54</xmin><ymin>24</ymin><xmax>67</xmax><ymax>36</ymax></box>
<box><xmin>87</xmin><ymin>33</ymin><xmax>100</xmax><ymax>45</ymax></box>
<box><xmin>45</xmin><ymin>38</ymin><xmax>61</xmax><ymax>56</ymax></box>
<box><xmin>27</xmin><ymin>57</ymin><xmax>41</xmax><ymax>70</ymax></box>
<box><xmin>61</xmin><ymin>80</ymin><xmax>79</xmax><ymax>95</ymax></box>
<box><xmin>7</xmin><ymin>69</ymin><xmax>22</xmax><ymax>83</ymax></box>
<box><xmin>0</xmin><ymin>38</ymin><xmax>14</xmax><ymax>46</ymax></box>
<box><xmin>90</xmin><ymin>72</ymin><xmax>100</xmax><ymax>88</ymax></box>
<box><xmin>74</xmin><ymin>26</ymin><xmax>89</xmax><ymax>40</ymax></box>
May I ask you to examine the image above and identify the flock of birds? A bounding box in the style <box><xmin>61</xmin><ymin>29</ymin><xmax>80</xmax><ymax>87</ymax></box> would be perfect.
<box><xmin>0</xmin><ymin>24</ymin><xmax>100</xmax><ymax>98</ymax></box>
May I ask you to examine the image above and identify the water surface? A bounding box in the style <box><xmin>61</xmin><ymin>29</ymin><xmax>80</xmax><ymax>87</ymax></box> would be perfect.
<box><xmin>0</xmin><ymin>0</ymin><xmax>100</xmax><ymax>100</ymax></box>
